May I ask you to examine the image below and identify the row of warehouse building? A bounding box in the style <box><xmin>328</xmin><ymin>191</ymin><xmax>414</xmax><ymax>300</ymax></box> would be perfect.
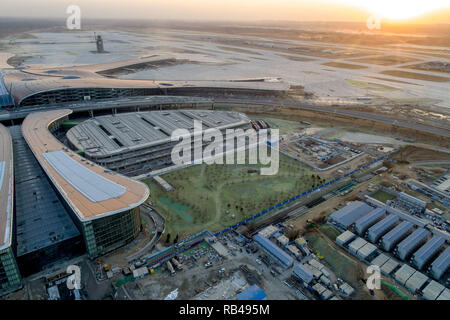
<box><xmin>329</xmin><ymin>199</ymin><xmax>449</xmax><ymax>281</ymax></box>
<box><xmin>329</xmin><ymin>198</ymin><xmax>449</xmax><ymax>299</ymax></box>
<box><xmin>337</xmin><ymin>230</ymin><xmax>450</xmax><ymax>299</ymax></box>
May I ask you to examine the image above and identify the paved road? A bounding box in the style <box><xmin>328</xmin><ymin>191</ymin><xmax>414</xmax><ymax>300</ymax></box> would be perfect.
<box><xmin>214</xmin><ymin>98</ymin><xmax>450</xmax><ymax>138</ymax></box>
<box><xmin>126</xmin><ymin>205</ymin><xmax>165</xmax><ymax>263</ymax></box>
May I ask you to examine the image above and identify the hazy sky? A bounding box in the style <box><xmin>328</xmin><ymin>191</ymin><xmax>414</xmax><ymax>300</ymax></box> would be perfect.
<box><xmin>2</xmin><ymin>0</ymin><xmax>449</xmax><ymax>22</ymax></box>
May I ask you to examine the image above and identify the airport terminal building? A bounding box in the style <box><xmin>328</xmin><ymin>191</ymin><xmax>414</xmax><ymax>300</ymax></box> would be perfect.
<box><xmin>0</xmin><ymin>124</ymin><xmax>22</xmax><ymax>295</ymax></box>
<box><xmin>0</xmin><ymin>59</ymin><xmax>288</xmax><ymax>295</ymax></box>
<box><xmin>22</xmin><ymin>109</ymin><xmax>150</xmax><ymax>258</ymax></box>
<box><xmin>1</xmin><ymin>66</ymin><xmax>289</xmax><ymax>113</ymax></box>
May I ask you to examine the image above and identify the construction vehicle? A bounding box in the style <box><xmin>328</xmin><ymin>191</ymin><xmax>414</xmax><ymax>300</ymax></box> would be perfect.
<box><xmin>103</xmin><ymin>264</ymin><xmax>111</xmax><ymax>272</ymax></box>
<box><xmin>166</xmin><ymin>261</ymin><xmax>175</xmax><ymax>276</ymax></box>
<box><xmin>171</xmin><ymin>258</ymin><xmax>183</xmax><ymax>271</ymax></box>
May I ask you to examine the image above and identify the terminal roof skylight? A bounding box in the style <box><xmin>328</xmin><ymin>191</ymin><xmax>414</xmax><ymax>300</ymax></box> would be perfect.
<box><xmin>43</xmin><ymin>150</ymin><xmax>126</xmax><ymax>202</ymax></box>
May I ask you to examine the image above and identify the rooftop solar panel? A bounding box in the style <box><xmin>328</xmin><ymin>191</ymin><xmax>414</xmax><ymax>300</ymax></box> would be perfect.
<box><xmin>43</xmin><ymin>150</ymin><xmax>126</xmax><ymax>202</ymax></box>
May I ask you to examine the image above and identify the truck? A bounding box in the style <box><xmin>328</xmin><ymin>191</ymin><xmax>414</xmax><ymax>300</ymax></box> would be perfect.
<box><xmin>166</xmin><ymin>261</ymin><xmax>175</xmax><ymax>276</ymax></box>
<box><xmin>171</xmin><ymin>258</ymin><xmax>183</xmax><ymax>271</ymax></box>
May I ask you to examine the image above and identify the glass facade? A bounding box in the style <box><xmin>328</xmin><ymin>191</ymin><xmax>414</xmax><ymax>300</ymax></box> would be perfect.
<box><xmin>81</xmin><ymin>207</ymin><xmax>141</xmax><ymax>258</ymax></box>
<box><xmin>46</xmin><ymin>117</ymin><xmax>143</xmax><ymax>259</ymax></box>
<box><xmin>0</xmin><ymin>247</ymin><xmax>21</xmax><ymax>295</ymax></box>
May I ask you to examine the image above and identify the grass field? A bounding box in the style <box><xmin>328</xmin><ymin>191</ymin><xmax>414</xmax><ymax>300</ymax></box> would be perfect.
<box><xmin>304</xmin><ymin>232</ymin><xmax>361</xmax><ymax>286</ymax></box>
<box><xmin>145</xmin><ymin>154</ymin><xmax>317</xmax><ymax>238</ymax></box>
<box><xmin>277</xmin><ymin>54</ymin><xmax>315</xmax><ymax>62</ymax></box>
<box><xmin>350</xmin><ymin>55</ymin><xmax>418</xmax><ymax>66</ymax></box>
<box><xmin>253</xmin><ymin>116</ymin><xmax>307</xmax><ymax>135</ymax></box>
<box><xmin>381</xmin><ymin>280</ymin><xmax>410</xmax><ymax>300</ymax></box>
<box><xmin>322</xmin><ymin>62</ymin><xmax>367</xmax><ymax>69</ymax></box>
<box><xmin>319</xmin><ymin>224</ymin><xmax>341</xmax><ymax>241</ymax></box>
<box><xmin>347</xmin><ymin>79</ymin><xmax>401</xmax><ymax>92</ymax></box>
<box><xmin>370</xmin><ymin>189</ymin><xmax>396</xmax><ymax>204</ymax></box>
<box><xmin>380</xmin><ymin>70</ymin><xmax>450</xmax><ymax>82</ymax></box>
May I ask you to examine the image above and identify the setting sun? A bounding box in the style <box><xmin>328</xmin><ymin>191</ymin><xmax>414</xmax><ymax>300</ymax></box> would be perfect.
<box><xmin>352</xmin><ymin>0</ymin><xmax>450</xmax><ymax>20</ymax></box>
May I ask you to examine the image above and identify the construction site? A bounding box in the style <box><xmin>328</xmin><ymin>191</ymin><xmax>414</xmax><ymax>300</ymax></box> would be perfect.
<box><xmin>279</xmin><ymin>135</ymin><xmax>364</xmax><ymax>170</ymax></box>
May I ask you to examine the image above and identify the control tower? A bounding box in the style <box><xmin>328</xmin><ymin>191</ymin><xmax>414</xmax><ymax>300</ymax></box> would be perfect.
<box><xmin>95</xmin><ymin>34</ymin><xmax>105</xmax><ymax>53</ymax></box>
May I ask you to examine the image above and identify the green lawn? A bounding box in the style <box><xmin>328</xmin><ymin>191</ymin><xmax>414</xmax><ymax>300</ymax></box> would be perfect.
<box><xmin>252</xmin><ymin>116</ymin><xmax>307</xmax><ymax>135</ymax></box>
<box><xmin>145</xmin><ymin>154</ymin><xmax>317</xmax><ymax>238</ymax></box>
<box><xmin>305</xmin><ymin>232</ymin><xmax>360</xmax><ymax>285</ymax></box>
<box><xmin>319</xmin><ymin>224</ymin><xmax>341</xmax><ymax>241</ymax></box>
<box><xmin>371</xmin><ymin>189</ymin><xmax>396</xmax><ymax>204</ymax></box>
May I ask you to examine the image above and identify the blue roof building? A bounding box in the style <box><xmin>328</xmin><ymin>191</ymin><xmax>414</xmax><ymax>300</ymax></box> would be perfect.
<box><xmin>396</xmin><ymin>228</ymin><xmax>430</xmax><ymax>261</ymax></box>
<box><xmin>293</xmin><ymin>264</ymin><xmax>314</xmax><ymax>284</ymax></box>
<box><xmin>412</xmin><ymin>235</ymin><xmax>445</xmax><ymax>270</ymax></box>
<box><xmin>381</xmin><ymin>221</ymin><xmax>414</xmax><ymax>251</ymax></box>
<box><xmin>254</xmin><ymin>234</ymin><xmax>293</xmax><ymax>268</ymax></box>
<box><xmin>354</xmin><ymin>207</ymin><xmax>385</xmax><ymax>235</ymax></box>
<box><xmin>237</xmin><ymin>285</ymin><xmax>267</xmax><ymax>300</ymax></box>
<box><xmin>431</xmin><ymin>246</ymin><xmax>450</xmax><ymax>280</ymax></box>
<box><xmin>367</xmin><ymin>215</ymin><xmax>399</xmax><ymax>243</ymax></box>
<box><xmin>328</xmin><ymin>201</ymin><xmax>373</xmax><ymax>229</ymax></box>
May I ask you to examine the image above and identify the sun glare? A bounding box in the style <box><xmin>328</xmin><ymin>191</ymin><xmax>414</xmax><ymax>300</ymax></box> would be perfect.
<box><xmin>355</xmin><ymin>0</ymin><xmax>449</xmax><ymax>20</ymax></box>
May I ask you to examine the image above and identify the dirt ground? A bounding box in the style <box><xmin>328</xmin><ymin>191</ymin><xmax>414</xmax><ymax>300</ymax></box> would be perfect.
<box><xmin>287</xmin><ymin>175</ymin><xmax>383</xmax><ymax>234</ymax></box>
<box><xmin>350</xmin><ymin>55</ymin><xmax>419</xmax><ymax>66</ymax></box>
<box><xmin>123</xmin><ymin>235</ymin><xmax>307</xmax><ymax>300</ymax></box>
<box><xmin>392</xmin><ymin>145</ymin><xmax>450</xmax><ymax>163</ymax></box>
<box><xmin>380</xmin><ymin>70</ymin><xmax>450</xmax><ymax>82</ymax></box>
<box><xmin>322</xmin><ymin>62</ymin><xmax>367</xmax><ymax>69</ymax></box>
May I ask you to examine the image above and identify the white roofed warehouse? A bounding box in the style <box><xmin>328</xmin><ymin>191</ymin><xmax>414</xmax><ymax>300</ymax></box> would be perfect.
<box><xmin>327</xmin><ymin>201</ymin><xmax>373</xmax><ymax>230</ymax></box>
<box><xmin>336</xmin><ymin>230</ymin><xmax>356</xmax><ymax>247</ymax></box>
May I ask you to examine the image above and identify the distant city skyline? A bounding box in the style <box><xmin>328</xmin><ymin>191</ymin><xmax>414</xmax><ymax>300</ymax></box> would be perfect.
<box><xmin>1</xmin><ymin>0</ymin><xmax>450</xmax><ymax>23</ymax></box>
